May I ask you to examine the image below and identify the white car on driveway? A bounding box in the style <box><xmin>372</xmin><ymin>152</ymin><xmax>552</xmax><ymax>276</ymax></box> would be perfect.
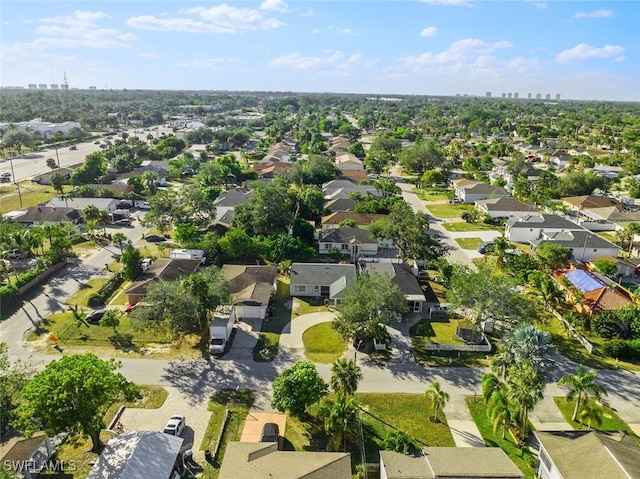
<box><xmin>163</xmin><ymin>415</ymin><xmax>186</xmax><ymax>437</ymax></box>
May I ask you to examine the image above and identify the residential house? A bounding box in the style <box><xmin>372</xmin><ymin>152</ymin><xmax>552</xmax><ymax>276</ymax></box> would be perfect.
<box><xmin>380</xmin><ymin>447</ymin><xmax>524</xmax><ymax>479</ymax></box>
<box><xmin>361</xmin><ymin>262</ymin><xmax>425</xmax><ymax>313</ymax></box>
<box><xmin>124</xmin><ymin>258</ymin><xmax>201</xmax><ymax>305</ymax></box>
<box><xmin>253</xmin><ymin>161</ymin><xmax>292</xmax><ymax>179</ymax></box>
<box><xmin>209</xmin><ymin>207</ymin><xmax>236</xmax><ymax>236</ymax></box>
<box><xmin>549</xmin><ymin>150</ymin><xmax>573</xmax><ymax>170</ymax></box>
<box><xmin>535</xmin><ymin>430</ymin><xmax>640</xmax><ymax>479</ymax></box>
<box><xmin>321</xmin><ymin>212</ymin><xmax>387</xmax><ymax>232</ymax></box>
<box><xmin>31</xmin><ymin>167</ymin><xmax>74</xmax><ymax>185</ymax></box>
<box><xmin>475</xmin><ymin>197</ymin><xmax>538</xmax><ymax>220</ymax></box>
<box><xmin>338</xmin><ymin>169</ymin><xmax>369</xmax><ymax>183</ymax></box>
<box><xmin>335</xmin><ymin>152</ymin><xmax>364</xmax><ymax>171</ymax></box>
<box><xmin>289</xmin><ymin>263</ymin><xmax>356</xmax><ymax>304</ymax></box>
<box><xmin>318</xmin><ymin>227</ymin><xmax>384</xmax><ymax>258</ymax></box>
<box><xmin>8</xmin><ymin>206</ymin><xmax>84</xmax><ymax>227</ymax></box>
<box><xmin>219</xmin><ymin>442</ymin><xmax>350</xmax><ymax>479</ymax></box>
<box><xmin>562</xmin><ymin>195</ymin><xmax>623</xmax><ymax>213</ymax></box>
<box><xmin>87</xmin><ymin>431</ymin><xmax>184</xmax><ymax>479</ymax></box>
<box><xmin>221</xmin><ymin>265</ymin><xmax>277</xmax><ymax>320</ymax></box>
<box><xmin>591</xmin><ymin>164</ymin><xmax>623</xmax><ymax>180</ymax></box>
<box><xmin>458</xmin><ymin>183</ymin><xmax>510</xmax><ymax>203</ymax></box>
<box><xmin>587</xmin><ymin>255</ymin><xmax>639</xmax><ymax>278</ymax></box>
<box><xmin>0</xmin><ymin>432</ymin><xmax>60</xmax><ymax>479</ymax></box>
<box><xmin>530</xmin><ymin>229</ymin><xmax>619</xmax><ymax>262</ymax></box>
<box><xmin>451</xmin><ymin>178</ymin><xmax>478</xmax><ymax>198</ymax></box>
<box><xmin>322</xmin><ymin>180</ymin><xmax>379</xmax><ymax>200</ymax></box>
<box><xmin>214</xmin><ymin>187</ymin><xmax>253</xmax><ymax>207</ymax></box>
<box><xmin>325</xmin><ymin>198</ymin><xmax>358</xmax><ymax>213</ymax></box>
<box><xmin>505</xmin><ymin>214</ymin><xmax>584</xmax><ymax>243</ymax></box>
<box><xmin>557</xmin><ymin>268</ymin><xmax>632</xmax><ymax>314</ymax></box>
<box><xmin>331</xmin><ymin>136</ymin><xmax>352</xmax><ymax>150</ymax></box>
<box><xmin>577</xmin><ymin>207</ymin><xmax>640</xmax><ymax>232</ymax></box>
<box><xmin>46</xmin><ymin>197</ymin><xmax>120</xmax><ymax>213</ymax></box>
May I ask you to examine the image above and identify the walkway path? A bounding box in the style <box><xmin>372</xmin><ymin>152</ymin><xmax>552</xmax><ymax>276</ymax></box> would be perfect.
<box><xmin>529</xmin><ymin>396</ymin><xmax>572</xmax><ymax>431</ymax></box>
<box><xmin>279</xmin><ymin>311</ymin><xmax>335</xmax><ymax>351</ymax></box>
<box><xmin>444</xmin><ymin>395</ymin><xmax>486</xmax><ymax>447</ymax></box>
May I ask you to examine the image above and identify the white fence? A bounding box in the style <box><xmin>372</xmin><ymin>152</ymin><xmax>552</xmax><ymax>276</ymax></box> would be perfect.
<box><xmin>424</xmin><ymin>343</ymin><xmax>492</xmax><ymax>352</ymax></box>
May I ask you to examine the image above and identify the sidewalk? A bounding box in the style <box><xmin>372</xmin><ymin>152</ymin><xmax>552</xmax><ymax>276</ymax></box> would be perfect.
<box><xmin>529</xmin><ymin>396</ymin><xmax>572</xmax><ymax>431</ymax></box>
<box><xmin>444</xmin><ymin>395</ymin><xmax>486</xmax><ymax>447</ymax></box>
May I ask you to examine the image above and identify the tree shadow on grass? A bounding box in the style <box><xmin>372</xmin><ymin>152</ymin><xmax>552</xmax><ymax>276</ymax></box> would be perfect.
<box><xmin>108</xmin><ymin>333</ymin><xmax>139</xmax><ymax>352</ymax></box>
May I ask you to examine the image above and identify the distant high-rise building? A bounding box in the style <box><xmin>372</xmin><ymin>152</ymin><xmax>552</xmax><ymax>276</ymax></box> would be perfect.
<box><xmin>486</xmin><ymin>91</ymin><xmax>492</xmax><ymax>97</ymax></box>
<box><xmin>556</xmin><ymin>93</ymin><xmax>561</xmax><ymax>100</ymax></box>
<box><xmin>501</xmin><ymin>93</ymin><xmax>506</xmax><ymax>98</ymax></box>
<box><xmin>514</xmin><ymin>92</ymin><xmax>519</xmax><ymax>99</ymax></box>
<box><xmin>536</xmin><ymin>93</ymin><xmax>542</xmax><ymax>100</ymax></box>
<box><xmin>545</xmin><ymin>94</ymin><xmax>551</xmax><ymax>100</ymax></box>
<box><xmin>28</xmin><ymin>84</ymin><xmax>37</xmax><ymax>89</ymax></box>
<box><xmin>50</xmin><ymin>84</ymin><xmax>59</xmax><ymax>90</ymax></box>
<box><xmin>89</xmin><ymin>86</ymin><xmax>97</xmax><ymax>90</ymax></box>
<box><xmin>508</xmin><ymin>93</ymin><xmax>512</xmax><ymax>98</ymax></box>
<box><xmin>528</xmin><ymin>93</ymin><xmax>532</xmax><ymax>99</ymax></box>
<box><xmin>38</xmin><ymin>84</ymin><xmax>47</xmax><ymax>89</ymax></box>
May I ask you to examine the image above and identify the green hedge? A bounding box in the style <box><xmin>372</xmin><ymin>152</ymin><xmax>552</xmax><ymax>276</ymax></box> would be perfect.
<box><xmin>88</xmin><ymin>273</ymin><xmax>125</xmax><ymax>306</ymax></box>
<box><xmin>601</xmin><ymin>339</ymin><xmax>640</xmax><ymax>359</ymax></box>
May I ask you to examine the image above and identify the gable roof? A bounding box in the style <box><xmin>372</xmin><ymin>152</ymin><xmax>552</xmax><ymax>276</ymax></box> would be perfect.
<box><xmin>362</xmin><ymin>262</ymin><xmax>425</xmax><ymax>301</ymax></box>
<box><xmin>325</xmin><ymin>198</ymin><xmax>358</xmax><ymax>212</ymax></box>
<box><xmin>321</xmin><ymin>212</ymin><xmax>387</xmax><ymax>227</ymax></box>
<box><xmin>535</xmin><ymin>431</ymin><xmax>640</xmax><ymax>479</ymax></box>
<box><xmin>87</xmin><ymin>431</ymin><xmax>183</xmax><ymax>479</ymax></box>
<box><xmin>11</xmin><ymin>206</ymin><xmax>83</xmax><ymax>224</ymax></box>
<box><xmin>214</xmin><ymin>187</ymin><xmax>253</xmax><ymax>207</ymax></box>
<box><xmin>582</xmin><ymin>287</ymin><xmax>632</xmax><ymax>311</ymax></box>
<box><xmin>475</xmin><ymin>197</ymin><xmax>537</xmax><ymax>212</ymax></box>
<box><xmin>338</xmin><ymin>170</ymin><xmax>369</xmax><ymax>182</ymax></box>
<box><xmin>562</xmin><ymin>195</ymin><xmax>623</xmax><ymax>210</ymax></box>
<box><xmin>463</xmin><ymin>183</ymin><xmax>509</xmax><ymax>195</ymax></box>
<box><xmin>290</xmin><ymin>263</ymin><xmax>357</xmax><ymax>297</ymax></box>
<box><xmin>124</xmin><ymin>258</ymin><xmax>201</xmax><ymax>296</ymax></box>
<box><xmin>46</xmin><ymin>197</ymin><xmax>119</xmax><ymax>211</ymax></box>
<box><xmin>221</xmin><ymin>265</ymin><xmax>278</xmax><ymax>306</ymax></box>
<box><xmin>219</xmin><ymin>442</ymin><xmax>351</xmax><ymax>479</ymax></box>
<box><xmin>506</xmin><ymin>214</ymin><xmax>582</xmax><ymax>230</ymax></box>
<box><xmin>319</xmin><ymin>227</ymin><xmax>378</xmax><ymax>245</ymax></box>
<box><xmin>532</xmin><ymin>230</ymin><xmax>618</xmax><ymax>250</ymax></box>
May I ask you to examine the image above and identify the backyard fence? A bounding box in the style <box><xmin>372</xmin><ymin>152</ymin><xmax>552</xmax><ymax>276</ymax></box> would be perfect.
<box><xmin>423</xmin><ymin>343</ymin><xmax>492</xmax><ymax>352</ymax></box>
<box><xmin>550</xmin><ymin>308</ymin><xmax>594</xmax><ymax>354</ymax></box>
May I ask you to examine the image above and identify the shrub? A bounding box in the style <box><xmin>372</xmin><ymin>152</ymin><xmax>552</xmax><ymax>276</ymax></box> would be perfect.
<box><xmin>600</xmin><ymin>339</ymin><xmax>640</xmax><ymax>359</ymax></box>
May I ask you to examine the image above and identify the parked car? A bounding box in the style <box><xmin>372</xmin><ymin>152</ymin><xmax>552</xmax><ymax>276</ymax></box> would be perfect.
<box><xmin>94</xmin><ymin>141</ymin><xmax>101</xmax><ymax>145</ymax></box>
<box><xmin>124</xmin><ymin>303</ymin><xmax>137</xmax><ymax>313</ymax></box>
<box><xmin>115</xmin><ymin>218</ymin><xmax>133</xmax><ymax>226</ymax></box>
<box><xmin>448</xmin><ymin>198</ymin><xmax>462</xmax><ymax>204</ymax></box>
<box><xmin>99</xmin><ymin>144</ymin><xmax>107</xmax><ymax>149</ymax></box>
<box><xmin>145</xmin><ymin>234</ymin><xmax>166</xmax><ymax>243</ymax></box>
<box><xmin>477</xmin><ymin>241</ymin><xmax>495</xmax><ymax>254</ymax></box>
<box><xmin>86</xmin><ymin>309</ymin><xmax>106</xmax><ymax>324</ymax></box>
<box><xmin>163</xmin><ymin>415</ymin><xmax>186</xmax><ymax>437</ymax></box>
<box><xmin>2</xmin><ymin>249</ymin><xmax>26</xmax><ymax>260</ymax></box>
<box><xmin>69</xmin><ymin>145</ymin><xmax>77</xmax><ymax>150</ymax></box>
<box><xmin>260</xmin><ymin>423</ymin><xmax>279</xmax><ymax>443</ymax></box>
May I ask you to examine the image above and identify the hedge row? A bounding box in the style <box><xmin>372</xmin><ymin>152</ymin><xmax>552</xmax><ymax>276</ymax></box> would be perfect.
<box><xmin>600</xmin><ymin>339</ymin><xmax>640</xmax><ymax>360</ymax></box>
<box><xmin>88</xmin><ymin>273</ymin><xmax>125</xmax><ymax>306</ymax></box>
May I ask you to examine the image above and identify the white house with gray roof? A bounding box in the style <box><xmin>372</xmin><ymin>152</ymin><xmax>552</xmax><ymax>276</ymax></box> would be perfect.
<box><xmin>289</xmin><ymin>263</ymin><xmax>356</xmax><ymax>304</ymax></box>
<box><xmin>530</xmin><ymin>230</ymin><xmax>619</xmax><ymax>262</ymax></box>
<box><xmin>505</xmin><ymin>214</ymin><xmax>584</xmax><ymax>243</ymax></box>
<box><xmin>475</xmin><ymin>197</ymin><xmax>538</xmax><ymax>220</ymax></box>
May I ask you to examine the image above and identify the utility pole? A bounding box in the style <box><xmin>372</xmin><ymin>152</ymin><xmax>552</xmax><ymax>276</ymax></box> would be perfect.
<box><xmin>54</xmin><ymin>144</ymin><xmax>61</xmax><ymax>169</ymax></box>
<box><xmin>8</xmin><ymin>153</ymin><xmax>23</xmax><ymax>208</ymax></box>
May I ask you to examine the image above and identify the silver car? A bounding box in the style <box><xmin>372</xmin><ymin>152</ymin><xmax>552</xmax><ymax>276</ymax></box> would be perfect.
<box><xmin>163</xmin><ymin>415</ymin><xmax>186</xmax><ymax>437</ymax></box>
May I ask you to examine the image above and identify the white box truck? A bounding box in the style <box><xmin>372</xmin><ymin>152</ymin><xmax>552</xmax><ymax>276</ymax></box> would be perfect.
<box><xmin>209</xmin><ymin>305</ymin><xmax>235</xmax><ymax>355</ymax></box>
<box><xmin>170</xmin><ymin>249</ymin><xmax>206</xmax><ymax>264</ymax></box>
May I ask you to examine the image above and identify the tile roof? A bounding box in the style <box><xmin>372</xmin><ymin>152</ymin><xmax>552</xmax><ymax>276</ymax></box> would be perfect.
<box><xmin>562</xmin><ymin>195</ymin><xmax>623</xmax><ymax>210</ymax></box>
<box><xmin>582</xmin><ymin>287</ymin><xmax>632</xmax><ymax>311</ymax></box>
<box><xmin>475</xmin><ymin>197</ymin><xmax>538</xmax><ymax>212</ymax></box>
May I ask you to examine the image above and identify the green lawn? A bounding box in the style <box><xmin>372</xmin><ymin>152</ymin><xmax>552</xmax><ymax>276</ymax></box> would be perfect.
<box><xmin>413</xmin><ymin>187</ymin><xmax>453</xmax><ymax>202</ymax></box>
<box><xmin>553</xmin><ymin>397</ymin><xmax>640</xmax><ymax>438</ymax></box>
<box><xmin>0</xmin><ymin>182</ymin><xmax>59</xmax><ymax>214</ymax></box>
<box><xmin>253</xmin><ymin>276</ymin><xmax>293</xmax><ymax>361</ymax></box>
<box><xmin>425</xmin><ymin>203</ymin><xmax>475</xmax><ymax>218</ymax></box>
<box><xmin>292</xmin><ymin>296</ymin><xmax>328</xmax><ymax>316</ymax></box>
<box><xmin>454</xmin><ymin>237</ymin><xmax>484</xmax><ymax>250</ymax></box>
<box><xmin>540</xmin><ymin>317</ymin><xmax>640</xmax><ymax>372</ymax></box>
<box><xmin>103</xmin><ymin>385</ymin><xmax>169</xmax><ymax>423</ymax></box>
<box><xmin>466</xmin><ymin>397</ymin><xmax>537</xmax><ymax>479</ymax></box>
<box><xmin>64</xmin><ymin>277</ymin><xmax>110</xmax><ymax>307</ymax></box>
<box><xmin>443</xmin><ymin>221</ymin><xmax>500</xmax><ymax>232</ymax></box>
<box><xmin>303</xmin><ymin>322</ymin><xmax>346</xmax><ymax>363</ymax></box>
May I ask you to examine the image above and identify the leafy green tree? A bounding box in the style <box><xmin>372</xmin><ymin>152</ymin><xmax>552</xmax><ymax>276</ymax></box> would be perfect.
<box><xmin>121</xmin><ymin>245</ymin><xmax>143</xmax><ymax>281</ymax></box>
<box><xmin>558</xmin><ymin>366</ymin><xmax>607</xmax><ymax>421</ymax></box>
<box><xmin>3</xmin><ymin>129</ymin><xmax>34</xmax><ymax>155</ymax></box>
<box><xmin>14</xmin><ymin>354</ymin><xmax>138</xmax><ymax>452</ymax></box>
<box><xmin>534</xmin><ymin>242</ymin><xmax>572</xmax><ymax>270</ymax></box>
<box><xmin>112</xmin><ymin>232</ymin><xmax>128</xmax><ymax>253</ymax></box>
<box><xmin>400</xmin><ymin>140</ymin><xmax>445</xmax><ymax>176</ymax></box>
<box><xmin>218</xmin><ymin>228</ymin><xmax>259</xmax><ymax>261</ymax></box>
<box><xmin>329</xmin><ymin>357</ymin><xmax>363</xmax><ymax>397</ymax></box>
<box><xmin>99</xmin><ymin>309</ymin><xmax>121</xmax><ymax>332</ymax></box>
<box><xmin>181</xmin><ymin>267</ymin><xmax>230</xmax><ymax>324</ymax></box>
<box><xmin>0</xmin><ymin>343</ymin><xmax>34</xmax><ymax>435</ymax></box>
<box><xmin>334</xmin><ymin>273</ymin><xmax>408</xmax><ymax>342</ymax></box>
<box><xmin>420</xmin><ymin>169</ymin><xmax>444</xmax><ymax>186</ymax></box>
<box><xmin>592</xmin><ymin>259</ymin><xmax>617</xmax><ymax>277</ymax></box>
<box><xmin>384</xmin><ymin>430</ymin><xmax>417</xmax><ymax>454</ymax></box>
<box><xmin>425</xmin><ymin>381</ymin><xmax>450</xmax><ymax>422</ymax></box>
<box><xmin>70</xmin><ymin>151</ymin><xmax>107</xmax><ymax>185</ymax></box>
<box><xmin>46</xmin><ymin>157</ymin><xmax>57</xmax><ymax>170</ymax></box>
<box><xmin>233</xmin><ymin>180</ymin><xmax>295</xmax><ymax>236</ymax></box>
<box><xmin>527</xmin><ymin>271</ymin><xmax>562</xmax><ymax>311</ymax></box>
<box><xmin>324</xmin><ymin>395</ymin><xmax>359</xmax><ymax>452</ymax></box>
<box><xmin>271</xmin><ymin>360</ymin><xmax>327</xmax><ymax>418</ymax></box>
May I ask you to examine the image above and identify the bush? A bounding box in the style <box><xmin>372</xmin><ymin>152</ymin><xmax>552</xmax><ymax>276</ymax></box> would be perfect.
<box><xmin>600</xmin><ymin>339</ymin><xmax>640</xmax><ymax>359</ymax></box>
<box><xmin>591</xmin><ymin>312</ymin><xmax>626</xmax><ymax>339</ymax></box>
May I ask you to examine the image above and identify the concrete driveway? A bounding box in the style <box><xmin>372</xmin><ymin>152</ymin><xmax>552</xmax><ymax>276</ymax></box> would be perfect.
<box><xmin>118</xmin><ymin>386</ymin><xmax>210</xmax><ymax>462</ymax></box>
<box><xmin>279</xmin><ymin>311</ymin><xmax>336</xmax><ymax>351</ymax></box>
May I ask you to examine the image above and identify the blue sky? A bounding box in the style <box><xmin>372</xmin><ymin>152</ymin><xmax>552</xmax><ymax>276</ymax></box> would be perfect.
<box><xmin>1</xmin><ymin>1</ymin><xmax>638</xmax><ymax>101</ymax></box>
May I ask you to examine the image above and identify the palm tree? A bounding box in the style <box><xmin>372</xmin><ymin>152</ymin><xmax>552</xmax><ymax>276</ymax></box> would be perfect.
<box><xmin>329</xmin><ymin>358</ymin><xmax>363</xmax><ymax>397</ymax></box>
<box><xmin>57</xmin><ymin>192</ymin><xmax>73</xmax><ymax>208</ymax></box>
<box><xmin>557</xmin><ymin>366</ymin><xmax>607</xmax><ymax>422</ymax></box>
<box><xmin>481</xmin><ymin>372</ymin><xmax>504</xmax><ymax>404</ymax></box>
<box><xmin>487</xmin><ymin>388</ymin><xmax>518</xmax><ymax>440</ymax></box>
<box><xmin>507</xmin><ymin>360</ymin><xmax>545</xmax><ymax>444</ymax></box>
<box><xmin>112</xmin><ymin>232</ymin><xmax>128</xmax><ymax>253</ymax></box>
<box><xmin>527</xmin><ymin>271</ymin><xmax>562</xmax><ymax>311</ymax></box>
<box><xmin>500</xmin><ymin>323</ymin><xmax>553</xmax><ymax>373</ymax></box>
<box><xmin>492</xmin><ymin>236</ymin><xmax>511</xmax><ymax>270</ymax></box>
<box><xmin>577</xmin><ymin>401</ymin><xmax>604</xmax><ymax>430</ymax></box>
<box><xmin>324</xmin><ymin>395</ymin><xmax>359</xmax><ymax>452</ymax></box>
<box><xmin>425</xmin><ymin>380</ymin><xmax>450</xmax><ymax>423</ymax></box>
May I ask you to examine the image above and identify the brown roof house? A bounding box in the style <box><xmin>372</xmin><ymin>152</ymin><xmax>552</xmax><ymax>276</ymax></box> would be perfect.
<box><xmin>221</xmin><ymin>265</ymin><xmax>278</xmax><ymax>320</ymax></box>
<box><xmin>535</xmin><ymin>430</ymin><xmax>640</xmax><ymax>479</ymax></box>
<box><xmin>380</xmin><ymin>447</ymin><xmax>524</xmax><ymax>479</ymax></box>
<box><xmin>9</xmin><ymin>206</ymin><xmax>84</xmax><ymax>227</ymax></box>
<box><xmin>124</xmin><ymin>258</ymin><xmax>201</xmax><ymax>305</ymax></box>
<box><xmin>219</xmin><ymin>442</ymin><xmax>351</xmax><ymax>479</ymax></box>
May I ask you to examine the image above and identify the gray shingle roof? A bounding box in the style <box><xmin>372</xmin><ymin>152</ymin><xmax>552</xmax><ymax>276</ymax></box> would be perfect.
<box><xmin>319</xmin><ymin>227</ymin><xmax>378</xmax><ymax>245</ymax></box>
<box><xmin>475</xmin><ymin>197</ymin><xmax>538</xmax><ymax>212</ymax></box>
<box><xmin>362</xmin><ymin>262</ymin><xmax>425</xmax><ymax>300</ymax></box>
<box><xmin>506</xmin><ymin>214</ymin><xmax>582</xmax><ymax>229</ymax></box>
<box><xmin>531</xmin><ymin>230</ymin><xmax>618</xmax><ymax>250</ymax></box>
<box><xmin>221</xmin><ymin>265</ymin><xmax>277</xmax><ymax>306</ymax></box>
<box><xmin>13</xmin><ymin>206</ymin><xmax>83</xmax><ymax>223</ymax></box>
<box><xmin>290</xmin><ymin>263</ymin><xmax>356</xmax><ymax>290</ymax></box>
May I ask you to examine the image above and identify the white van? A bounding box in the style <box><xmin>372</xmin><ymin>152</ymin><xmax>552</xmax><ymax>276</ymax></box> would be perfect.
<box><xmin>169</xmin><ymin>249</ymin><xmax>206</xmax><ymax>264</ymax></box>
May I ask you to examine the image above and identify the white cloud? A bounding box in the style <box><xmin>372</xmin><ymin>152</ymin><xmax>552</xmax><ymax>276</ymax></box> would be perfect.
<box><xmin>267</xmin><ymin>50</ymin><xmax>372</xmax><ymax>71</ymax></box>
<box><xmin>570</xmin><ymin>9</ymin><xmax>613</xmax><ymax>20</ymax></box>
<box><xmin>556</xmin><ymin>44</ymin><xmax>625</xmax><ymax>63</ymax></box>
<box><xmin>310</xmin><ymin>29</ymin><xmax>320</xmax><ymax>34</ymax></box>
<box><xmin>402</xmin><ymin>38</ymin><xmax>512</xmax><ymax>66</ymax></box>
<box><xmin>128</xmin><ymin>4</ymin><xmax>284</xmax><ymax>34</ymax></box>
<box><xmin>612</xmin><ymin>56</ymin><xmax>626</xmax><ymax>63</ymax></box>
<box><xmin>421</xmin><ymin>0</ymin><xmax>475</xmax><ymax>6</ymax></box>
<box><xmin>259</xmin><ymin>0</ymin><xmax>289</xmax><ymax>12</ymax></box>
<box><xmin>535</xmin><ymin>3</ymin><xmax>548</xmax><ymax>10</ymax></box>
<box><xmin>300</xmin><ymin>9</ymin><xmax>315</xmax><ymax>17</ymax></box>
<box><xmin>40</xmin><ymin>10</ymin><xmax>110</xmax><ymax>27</ymax></box>
<box><xmin>177</xmin><ymin>57</ymin><xmax>239</xmax><ymax>68</ymax></box>
<box><xmin>420</xmin><ymin>26</ymin><xmax>438</xmax><ymax>37</ymax></box>
<box><xmin>327</xmin><ymin>26</ymin><xmax>356</xmax><ymax>36</ymax></box>
<box><xmin>139</xmin><ymin>53</ymin><xmax>159</xmax><ymax>60</ymax></box>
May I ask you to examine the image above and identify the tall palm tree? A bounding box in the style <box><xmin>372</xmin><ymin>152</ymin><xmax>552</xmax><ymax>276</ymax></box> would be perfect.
<box><xmin>425</xmin><ymin>380</ymin><xmax>450</xmax><ymax>423</ymax></box>
<box><xmin>324</xmin><ymin>395</ymin><xmax>359</xmax><ymax>452</ymax></box>
<box><xmin>487</xmin><ymin>389</ymin><xmax>518</xmax><ymax>440</ymax></box>
<box><xmin>557</xmin><ymin>366</ymin><xmax>607</xmax><ymax>422</ymax></box>
<box><xmin>481</xmin><ymin>372</ymin><xmax>504</xmax><ymax>404</ymax></box>
<box><xmin>527</xmin><ymin>271</ymin><xmax>562</xmax><ymax>311</ymax></box>
<box><xmin>329</xmin><ymin>358</ymin><xmax>363</xmax><ymax>397</ymax></box>
<box><xmin>492</xmin><ymin>236</ymin><xmax>511</xmax><ymax>270</ymax></box>
<box><xmin>507</xmin><ymin>360</ymin><xmax>545</xmax><ymax>444</ymax></box>
<box><xmin>500</xmin><ymin>323</ymin><xmax>553</xmax><ymax>373</ymax></box>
